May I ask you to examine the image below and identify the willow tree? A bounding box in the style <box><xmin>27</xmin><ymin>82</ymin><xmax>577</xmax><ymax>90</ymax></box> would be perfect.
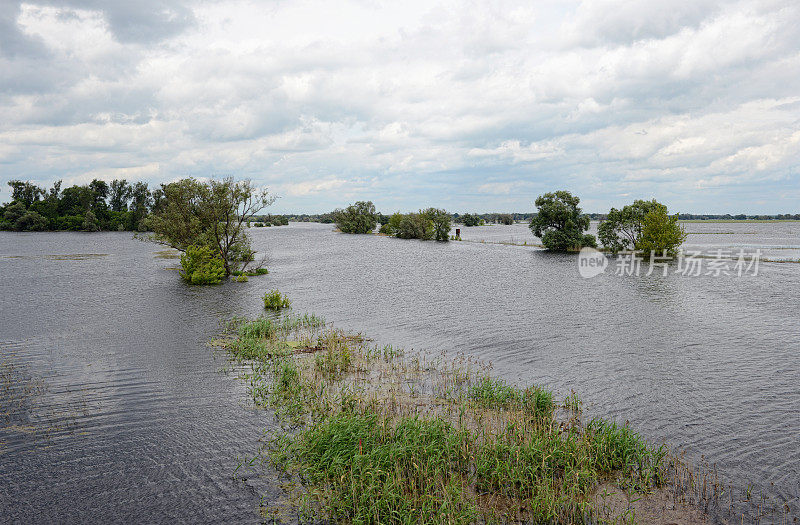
<box><xmin>148</xmin><ymin>178</ymin><xmax>275</xmax><ymax>275</ymax></box>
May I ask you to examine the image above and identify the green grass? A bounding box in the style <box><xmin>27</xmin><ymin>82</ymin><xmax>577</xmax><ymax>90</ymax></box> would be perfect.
<box><xmin>216</xmin><ymin>313</ymin><xmax>679</xmax><ymax>524</ymax></box>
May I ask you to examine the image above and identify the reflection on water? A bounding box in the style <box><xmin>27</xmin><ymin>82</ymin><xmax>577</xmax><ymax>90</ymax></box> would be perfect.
<box><xmin>1</xmin><ymin>223</ymin><xmax>799</xmax><ymax>522</ymax></box>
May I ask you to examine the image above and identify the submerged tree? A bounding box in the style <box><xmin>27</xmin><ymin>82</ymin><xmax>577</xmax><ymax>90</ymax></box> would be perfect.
<box><xmin>598</xmin><ymin>199</ymin><xmax>686</xmax><ymax>256</ymax></box>
<box><xmin>148</xmin><ymin>178</ymin><xmax>275</xmax><ymax>276</ymax></box>
<box><xmin>529</xmin><ymin>191</ymin><xmax>596</xmax><ymax>251</ymax></box>
<box><xmin>423</xmin><ymin>208</ymin><xmax>451</xmax><ymax>241</ymax></box>
<box><xmin>636</xmin><ymin>207</ymin><xmax>687</xmax><ymax>257</ymax></box>
<box><xmin>598</xmin><ymin>199</ymin><xmax>666</xmax><ymax>254</ymax></box>
<box><xmin>334</xmin><ymin>201</ymin><xmax>377</xmax><ymax>234</ymax></box>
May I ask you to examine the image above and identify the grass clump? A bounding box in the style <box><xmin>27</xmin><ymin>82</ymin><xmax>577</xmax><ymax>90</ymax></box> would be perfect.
<box><xmin>263</xmin><ymin>289</ymin><xmax>291</xmax><ymax>310</ymax></box>
<box><xmin>217</xmin><ymin>313</ymin><xmax>678</xmax><ymax>524</ymax></box>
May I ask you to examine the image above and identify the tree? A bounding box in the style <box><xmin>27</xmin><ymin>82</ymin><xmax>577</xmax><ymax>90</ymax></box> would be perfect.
<box><xmin>424</xmin><ymin>208</ymin><xmax>451</xmax><ymax>241</ymax></box>
<box><xmin>497</xmin><ymin>213</ymin><xmax>514</xmax><ymax>225</ymax></box>
<box><xmin>148</xmin><ymin>178</ymin><xmax>275</xmax><ymax>276</ymax></box>
<box><xmin>395</xmin><ymin>212</ymin><xmax>434</xmax><ymax>240</ymax></box>
<box><xmin>14</xmin><ymin>210</ymin><xmax>48</xmax><ymax>231</ymax></box>
<box><xmin>7</xmin><ymin>180</ymin><xmax>45</xmax><ymax>208</ymax></box>
<box><xmin>529</xmin><ymin>191</ymin><xmax>596</xmax><ymax>251</ymax></box>
<box><xmin>82</xmin><ymin>210</ymin><xmax>100</xmax><ymax>231</ymax></box>
<box><xmin>461</xmin><ymin>213</ymin><xmax>480</xmax><ymax>227</ymax></box>
<box><xmin>334</xmin><ymin>201</ymin><xmax>377</xmax><ymax>234</ymax></box>
<box><xmin>598</xmin><ymin>199</ymin><xmax>667</xmax><ymax>254</ymax></box>
<box><xmin>3</xmin><ymin>201</ymin><xmax>27</xmax><ymax>224</ymax></box>
<box><xmin>636</xmin><ymin>208</ymin><xmax>687</xmax><ymax>257</ymax></box>
<box><xmin>109</xmin><ymin>179</ymin><xmax>132</xmax><ymax>212</ymax></box>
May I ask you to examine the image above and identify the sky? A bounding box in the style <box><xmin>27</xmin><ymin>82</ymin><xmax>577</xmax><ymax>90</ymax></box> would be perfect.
<box><xmin>1</xmin><ymin>0</ymin><xmax>799</xmax><ymax>214</ymax></box>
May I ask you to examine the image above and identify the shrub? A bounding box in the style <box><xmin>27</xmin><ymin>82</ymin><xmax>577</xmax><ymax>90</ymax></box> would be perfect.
<box><xmin>179</xmin><ymin>244</ymin><xmax>226</xmax><ymax>285</ymax></box>
<box><xmin>263</xmin><ymin>289</ymin><xmax>291</xmax><ymax>310</ymax></box>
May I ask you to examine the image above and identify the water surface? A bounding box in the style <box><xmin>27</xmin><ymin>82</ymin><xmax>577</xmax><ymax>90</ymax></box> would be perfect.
<box><xmin>1</xmin><ymin>223</ymin><xmax>799</xmax><ymax>522</ymax></box>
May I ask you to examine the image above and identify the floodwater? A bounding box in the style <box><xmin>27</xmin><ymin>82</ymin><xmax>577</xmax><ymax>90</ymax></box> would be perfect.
<box><xmin>1</xmin><ymin>221</ymin><xmax>799</xmax><ymax>522</ymax></box>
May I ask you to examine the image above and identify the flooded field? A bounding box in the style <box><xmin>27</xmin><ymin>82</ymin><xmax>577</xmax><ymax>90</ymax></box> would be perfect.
<box><xmin>1</xmin><ymin>222</ymin><xmax>798</xmax><ymax>522</ymax></box>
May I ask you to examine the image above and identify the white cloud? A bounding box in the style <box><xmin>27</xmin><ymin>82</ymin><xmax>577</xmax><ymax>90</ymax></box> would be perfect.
<box><xmin>1</xmin><ymin>0</ymin><xmax>799</xmax><ymax>213</ymax></box>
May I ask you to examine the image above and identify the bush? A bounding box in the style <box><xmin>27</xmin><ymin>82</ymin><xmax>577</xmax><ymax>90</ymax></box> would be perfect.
<box><xmin>179</xmin><ymin>244</ymin><xmax>226</xmax><ymax>285</ymax></box>
<box><xmin>263</xmin><ymin>289</ymin><xmax>291</xmax><ymax>310</ymax></box>
<box><xmin>334</xmin><ymin>201</ymin><xmax>377</xmax><ymax>234</ymax></box>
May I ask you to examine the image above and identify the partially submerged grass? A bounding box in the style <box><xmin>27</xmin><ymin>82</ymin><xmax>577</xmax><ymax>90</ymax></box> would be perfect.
<box><xmin>214</xmin><ymin>314</ymin><xmax>703</xmax><ymax>524</ymax></box>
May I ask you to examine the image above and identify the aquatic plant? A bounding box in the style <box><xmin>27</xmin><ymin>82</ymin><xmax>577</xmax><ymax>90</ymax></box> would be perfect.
<box><xmin>263</xmin><ymin>290</ymin><xmax>291</xmax><ymax>310</ymax></box>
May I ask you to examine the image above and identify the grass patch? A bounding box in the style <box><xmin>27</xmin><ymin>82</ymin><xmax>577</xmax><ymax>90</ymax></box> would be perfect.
<box><xmin>213</xmin><ymin>313</ymin><xmax>702</xmax><ymax>524</ymax></box>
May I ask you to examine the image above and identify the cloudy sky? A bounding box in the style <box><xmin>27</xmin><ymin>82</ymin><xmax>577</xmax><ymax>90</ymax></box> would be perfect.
<box><xmin>1</xmin><ymin>0</ymin><xmax>798</xmax><ymax>213</ymax></box>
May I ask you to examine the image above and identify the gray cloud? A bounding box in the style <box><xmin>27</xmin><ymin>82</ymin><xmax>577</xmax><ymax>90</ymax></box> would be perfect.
<box><xmin>1</xmin><ymin>0</ymin><xmax>799</xmax><ymax>213</ymax></box>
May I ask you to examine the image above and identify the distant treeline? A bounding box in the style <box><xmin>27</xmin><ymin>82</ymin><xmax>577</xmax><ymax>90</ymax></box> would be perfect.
<box><xmin>1</xmin><ymin>179</ymin><xmax>153</xmax><ymax>232</ymax></box>
<box><xmin>289</xmin><ymin>211</ymin><xmax>800</xmax><ymax>223</ymax></box>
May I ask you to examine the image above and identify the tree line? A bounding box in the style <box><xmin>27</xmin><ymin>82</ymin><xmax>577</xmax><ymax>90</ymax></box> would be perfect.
<box><xmin>1</xmin><ymin>179</ymin><xmax>153</xmax><ymax>232</ymax></box>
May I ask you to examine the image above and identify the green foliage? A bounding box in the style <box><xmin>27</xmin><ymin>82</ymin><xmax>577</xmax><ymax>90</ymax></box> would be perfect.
<box><xmin>148</xmin><ymin>177</ymin><xmax>274</xmax><ymax>275</ymax></box>
<box><xmin>424</xmin><ymin>208</ymin><xmax>451</xmax><ymax>241</ymax></box>
<box><xmin>179</xmin><ymin>244</ymin><xmax>226</xmax><ymax>285</ymax></box>
<box><xmin>496</xmin><ymin>213</ymin><xmax>514</xmax><ymax>225</ymax></box>
<box><xmin>598</xmin><ymin>199</ymin><xmax>667</xmax><ymax>254</ymax></box>
<box><xmin>7</xmin><ymin>180</ymin><xmax>45</xmax><ymax>208</ymax></box>
<box><xmin>334</xmin><ymin>201</ymin><xmax>377</xmax><ymax>234</ymax></box>
<box><xmin>2</xmin><ymin>179</ymin><xmax>151</xmax><ymax>232</ymax></box>
<box><xmin>461</xmin><ymin>213</ymin><xmax>480</xmax><ymax>227</ymax></box>
<box><xmin>637</xmin><ymin>207</ymin><xmax>688</xmax><ymax>257</ymax></box>
<box><xmin>82</xmin><ymin>210</ymin><xmax>100</xmax><ymax>232</ymax></box>
<box><xmin>263</xmin><ymin>289</ymin><xmax>291</xmax><ymax>310</ymax></box>
<box><xmin>16</xmin><ymin>211</ymin><xmax>48</xmax><ymax>231</ymax></box>
<box><xmin>217</xmin><ymin>312</ymin><xmax>669</xmax><ymax>524</ymax></box>
<box><xmin>529</xmin><ymin>191</ymin><xmax>596</xmax><ymax>251</ymax></box>
<box><xmin>3</xmin><ymin>202</ymin><xmax>27</xmax><ymax>225</ymax></box>
<box><xmin>396</xmin><ymin>212</ymin><xmax>434</xmax><ymax>240</ymax></box>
